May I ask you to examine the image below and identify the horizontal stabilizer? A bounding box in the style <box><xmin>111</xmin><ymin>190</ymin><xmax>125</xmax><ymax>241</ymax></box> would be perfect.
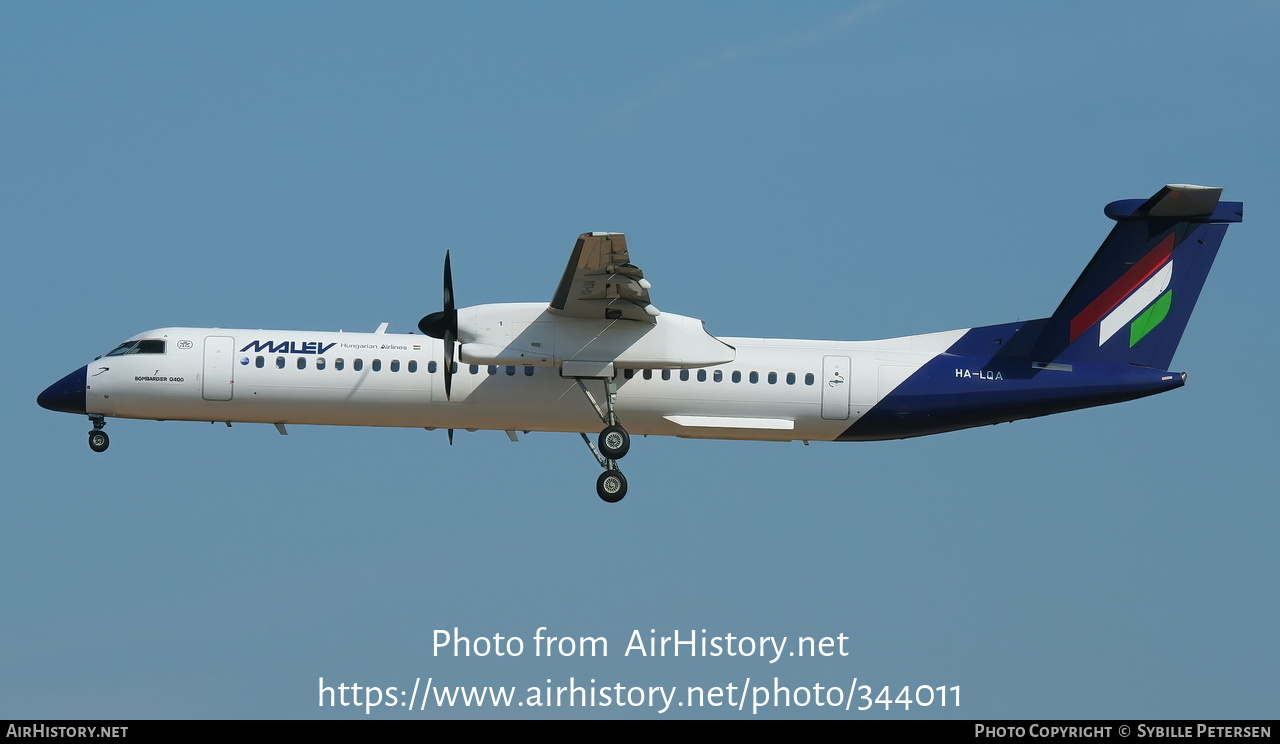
<box><xmin>1142</xmin><ymin>184</ymin><xmax>1221</xmax><ymax>217</ymax></box>
<box><xmin>1104</xmin><ymin>184</ymin><xmax>1242</xmax><ymax>223</ymax></box>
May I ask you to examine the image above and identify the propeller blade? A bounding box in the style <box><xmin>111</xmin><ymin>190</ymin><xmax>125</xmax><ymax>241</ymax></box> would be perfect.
<box><xmin>418</xmin><ymin>251</ymin><xmax>458</xmax><ymax>339</ymax></box>
<box><xmin>447</xmin><ymin>428</ymin><xmax>454</xmax><ymax>445</ymax></box>
<box><xmin>417</xmin><ymin>251</ymin><xmax>459</xmax><ymax>401</ymax></box>
<box><xmin>442</xmin><ymin>251</ymin><xmax>454</xmax><ymax>314</ymax></box>
<box><xmin>443</xmin><ymin>329</ymin><xmax>454</xmax><ymax>400</ymax></box>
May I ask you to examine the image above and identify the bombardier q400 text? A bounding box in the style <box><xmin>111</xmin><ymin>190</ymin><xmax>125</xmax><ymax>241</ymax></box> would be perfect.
<box><xmin>39</xmin><ymin>185</ymin><xmax>1242</xmax><ymax>502</ymax></box>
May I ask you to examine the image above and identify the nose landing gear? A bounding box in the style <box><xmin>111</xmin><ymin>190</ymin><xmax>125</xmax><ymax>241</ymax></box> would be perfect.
<box><xmin>87</xmin><ymin>415</ymin><xmax>109</xmax><ymax>453</ymax></box>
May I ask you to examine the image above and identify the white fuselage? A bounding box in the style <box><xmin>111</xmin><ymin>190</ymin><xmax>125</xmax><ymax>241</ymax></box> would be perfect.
<box><xmin>85</xmin><ymin>325</ymin><xmax>965</xmax><ymax>442</ymax></box>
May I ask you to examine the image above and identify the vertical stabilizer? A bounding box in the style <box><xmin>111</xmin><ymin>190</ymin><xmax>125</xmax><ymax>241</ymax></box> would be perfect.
<box><xmin>1030</xmin><ymin>184</ymin><xmax>1242</xmax><ymax>370</ymax></box>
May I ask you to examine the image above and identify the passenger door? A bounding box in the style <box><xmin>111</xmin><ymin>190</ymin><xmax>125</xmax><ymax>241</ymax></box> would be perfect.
<box><xmin>820</xmin><ymin>355</ymin><xmax>850</xmax><ymax>420</ymax></box>
<box><xmin>202</xmin><ymin>336</ymin><xmax>235</xmax><ymax>401</ymax></box>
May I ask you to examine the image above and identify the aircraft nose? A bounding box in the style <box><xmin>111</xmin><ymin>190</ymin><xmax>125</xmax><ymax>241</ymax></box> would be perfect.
<box><xmin>37</xmin><ymin>365</ymin><xmax>88</xmax><ymax>414</ymax></box>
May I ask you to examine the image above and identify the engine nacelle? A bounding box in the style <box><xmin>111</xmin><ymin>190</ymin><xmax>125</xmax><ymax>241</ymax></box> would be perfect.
<box><xmin>456</xmin><ymin>303</ymin><xmax>735</xmax><ymax>369</ymax></box>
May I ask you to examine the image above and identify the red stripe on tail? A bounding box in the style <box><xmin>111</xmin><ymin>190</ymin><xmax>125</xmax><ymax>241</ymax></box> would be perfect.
<box><xmin>1069</xmin><ymin>233</ymin><xmax>1175</xmax><ymax>342</ymax></box>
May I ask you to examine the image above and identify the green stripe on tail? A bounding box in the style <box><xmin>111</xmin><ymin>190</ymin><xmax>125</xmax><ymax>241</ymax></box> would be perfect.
<box><xmin>1129</xmin><ymin>290</ymin><xmax>1173</xmax><ymax>347</ymax></box>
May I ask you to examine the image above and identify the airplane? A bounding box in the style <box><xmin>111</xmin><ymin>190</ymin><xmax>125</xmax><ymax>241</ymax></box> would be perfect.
<box><xmin>38</xmin><ymin>184</ymin><xmax>1242</xmax><ymax>503</ymax></box>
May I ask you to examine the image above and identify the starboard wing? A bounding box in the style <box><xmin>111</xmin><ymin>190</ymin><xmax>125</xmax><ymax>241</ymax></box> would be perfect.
<box><xmin>549</xmin><ymin>232</ymin><xmax>659</xmax><ymax>323</ymax></box>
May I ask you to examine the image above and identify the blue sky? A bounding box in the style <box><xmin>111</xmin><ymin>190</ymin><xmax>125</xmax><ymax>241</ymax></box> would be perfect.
<box><xmin>4</xmin><ymin>1</ymin><xmax>1277</xmax><ymax>719</ymax></box>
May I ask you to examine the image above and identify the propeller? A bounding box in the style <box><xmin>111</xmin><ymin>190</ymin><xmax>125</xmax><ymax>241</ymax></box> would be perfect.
<box><xmin>418</xmin><ymin>251</ymin><xmax>458</xmax><ymax>401</ymax></box>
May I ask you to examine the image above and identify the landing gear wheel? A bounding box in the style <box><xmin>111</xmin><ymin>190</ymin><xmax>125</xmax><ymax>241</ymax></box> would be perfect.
<box><xmin>596</xmin><ymin>469</ymin><xmax>627</xmax><ymax>503</ymax></box>
<box><xmin>88</xmin><ymin>430</ymin><xmax>110</xmax><ymax>453</ymax></box>
<box><xmin>598</xmin><ymin>425</ymin><xmax>630</xmax><ymax>460</ymax></box>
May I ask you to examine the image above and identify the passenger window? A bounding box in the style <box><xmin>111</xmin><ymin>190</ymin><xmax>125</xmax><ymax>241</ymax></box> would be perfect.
<box><xmin>732</xmin><ymin>371</ymin><xmax>742</xmax><ymax>383</ymax></box>
<box><xmin>805</xmin><ymin>373</ymin><xmax>815</xmax><ymax>385</ymax></box>
<box><xmin>506</xmin><ymin>366</ymin><xmax>515</xmax><ymax>376</ymax></box>
<box><xmin>427</xmin><ymin>361</ymin><xmax>437</xmax><ymax>373</ymax></box>
<box><xmin>697</xmin><ymin>370</ymin><xmax>706</xmax><ymax>382</ymax></box>
<box><xmin>372</xmin><ymin>359</ymin><xmax>382</xmax><ymax>372</ymax></box>
<box><xmin>662</xmin><ymin>370</ymin><xmax>671</xmax><ymax>381</ymax></box>
<box><xmin>255</xmin><ymin>356</ymin><xmax>264</xmax><ymax>369</ymax></box>
<box><xmin>391</xmin><ymin>360</ymin><xmax>400</xmax><ymax>372</ymax></box>
<box><xmin>749</xmin><ymin>371</ymin><xmax>759</xmax><ymax>384</ymax></box>
<box><xmin>768</xmin><ymin>372</ymin><xmax>777</xmax><ymax>384</ymax></box>
<box><xmin>713</xmin><ymin>370</ymin><xmax>723</xmax><ymax>382</ymax></box>
<box><xmin>786</xmin><ymin>372</ymin><xmax>796</xmax><ymax>385</ymax></box>
<box><xmin>317</xmin><ymin>357</ymin><xmax>326</xmax><ymax>370</ymax></box>
<box><xmin>354</xmin><ymin>359</ymin><xmax>364</xmax><ymax>371</ymax></box>
<box><xmin>297</xmin><ymin>357</ymin><xmax>306</xmax><ymax>370</ymax></box>
<box><xmin>679</xmin><ymin>370</ymin><xmax>689</xmax><ymax>381</ymax></box>
<box><xmin>524</xmin><ymin>366</ymin><xmax>534</xmax><ymax>376</ymax></box>
<box><xmin>487</xmin><ymin>365</ymin><xmax>497</xmax><ymax>375</ymax></box>
<box><xmin>335</xmin><ymin>358</ymin><xmax>345</xmax><ymax>371</ymax></box>
<box><xmin>643</xmin><ymin>369</ymin><xmax>652</xmax><ymax>380</ymax></box>
<box><xmin>469</xmin><ymin>365</ymin><xmax>478</xmax><ymax>375</ymax></box>
<box><xmin>276</xmin><ymin>356</ymin><xmax>285</xmax><ymax>369</ymax></box>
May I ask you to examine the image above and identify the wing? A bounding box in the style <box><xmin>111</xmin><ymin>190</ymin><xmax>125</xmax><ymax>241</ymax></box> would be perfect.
<box><xmin>549</xmin><ymin>232</ymin><xmax>659</xmax><ymax>323</ymax></box>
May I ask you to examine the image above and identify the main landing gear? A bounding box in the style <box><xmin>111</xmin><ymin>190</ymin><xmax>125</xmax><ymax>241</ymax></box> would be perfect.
<box><xmin>574</xmin><ymin>377</ymin><xmax>631</xmax><ymax>503</ymax></box>
<box><xmin>87</xmin><ymin>415</ymin><xmax>109</xmax><ymax>453</ymax></box>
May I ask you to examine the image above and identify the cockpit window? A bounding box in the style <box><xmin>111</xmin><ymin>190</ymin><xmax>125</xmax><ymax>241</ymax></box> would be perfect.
<box><xmin>104</xmin><ymin>339</ymin><xmax>165</xmax><ymax>356</ymax></box>
<box><xmin>105</xmin><ymin>341</ymin><xmax>137</xmax><ymax>357</ymax></box>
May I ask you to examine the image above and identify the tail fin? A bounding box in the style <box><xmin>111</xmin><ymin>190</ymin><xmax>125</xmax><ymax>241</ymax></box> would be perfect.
<box><xmin>1029</xmin><ymin>184</ymin><xmax>1242</xmax><ymax>370</ymax></box>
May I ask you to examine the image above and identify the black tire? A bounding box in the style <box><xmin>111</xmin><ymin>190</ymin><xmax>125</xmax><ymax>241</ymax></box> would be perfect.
<box><xmin>596</xmin><ymin>469</ymin><xmax>627</xmax><ymax>503</ymax></box>
<box><xmin>88</xmin><ymin>430</ymin><xmax>110</xmax><ymax>453</ymax></box>
<box><xmin>598</xmin><ymin>424</ymin><xmax>630</xmax><ymax>460</ymax></box>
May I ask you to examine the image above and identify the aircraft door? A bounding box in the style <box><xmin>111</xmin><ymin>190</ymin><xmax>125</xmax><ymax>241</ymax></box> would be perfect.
<box><xmin>202</xmin><ymin>336</ymin><xmax>235</xmax><ymax>401</ymax></box>
<box><xmin>820</xmin><ymin>355</ymin><xmax>850</xmax><ymax>420</ymax></box>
